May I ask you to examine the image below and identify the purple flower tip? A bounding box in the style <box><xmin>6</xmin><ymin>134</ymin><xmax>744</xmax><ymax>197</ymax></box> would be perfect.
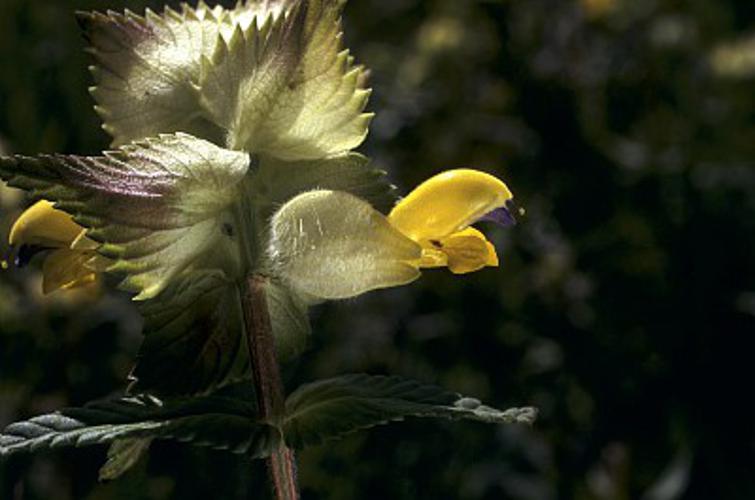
<box><xmin>479</xmin><ymin>200</ymin><xmax>519</xmax><ymax>227</ymax></box>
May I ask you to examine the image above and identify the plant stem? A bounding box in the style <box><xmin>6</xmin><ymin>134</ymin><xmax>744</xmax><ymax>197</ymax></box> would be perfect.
<box><xmin>242</xmin><ymin>274</ymin><xmax>299</xmax><ymax>500</ymax></box>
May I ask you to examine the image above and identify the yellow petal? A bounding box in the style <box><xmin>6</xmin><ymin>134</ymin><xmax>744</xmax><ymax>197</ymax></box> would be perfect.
<box><xmin>483</xmin><ymin>240</ymin><xmax>499</xmax><ymax>267</ymax></box>
<box><xmin>388</xmin><ymin>169</ymin><xmax>513</xmax><ymax>242</ymax></box>
<box><xmin>9</xmin><ymin>200</ymin><xmax>84</xmax><ymax>248</ymax></box>
<box><xmin>418</xmin><ymin>246</ymin><xmax>448</xmax><ymax>268</ymax></box>
<box><xmin>423</xmin><ymin>227</ymin><xmax>499</xmax><ymax>274</ymax></box>
<box><xmin>454</xmin><ymin>227</ymin><xmax>499</xmax><ymax>267</ymax></box>
<box><xmin>42</xmin><ymin>249</ymin><xmax>99</xmax><ymax>294</ymax></box>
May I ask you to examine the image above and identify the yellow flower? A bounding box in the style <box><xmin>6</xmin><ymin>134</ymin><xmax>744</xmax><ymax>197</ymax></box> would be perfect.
<box><xmin>580</xmin><ymin>0</ymin><xmax>618</xmax><ymax>19</ymax></box>
<box><xmin>269</xmin><ymin>169</ymin><xmax>517</xmax><ymax>300</ymax></box>
<box><xmin>388</xmin><ymin>169</ymin><xmax>513</xmax><ymax>274</ymax></box>
<box><xmin>6</xmin><ymin>200</ymin><xmax>107</xmax><ymax>293</ymax></box>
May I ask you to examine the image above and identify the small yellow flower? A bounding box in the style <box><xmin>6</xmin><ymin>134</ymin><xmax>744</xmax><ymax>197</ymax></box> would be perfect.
<box><xmin>580</xmin><ymin>0</ymin><xmax>617</xmax><ymax>19</ymax></box>
<box><xmin>388</xmin><ymin>169</ymin><xmax>513</xmax><ymax>274</ymax></box>
<box><xmin>7</xmin><ymin>200</ymin><xmax>107</xmax><ymax>293</ymax></box>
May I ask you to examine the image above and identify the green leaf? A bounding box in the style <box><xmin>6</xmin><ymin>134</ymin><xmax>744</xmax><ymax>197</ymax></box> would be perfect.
<box><xmin>0</xmin><ymin>133</ymin><xmax>249</xmax><ymax>300</ymax></box>
<box><xmin>283</xmin><ymin>374</ymin><xmax>538</xmax><ymax>448</ymax></box>
<box><xmin>99</xmin><ymin>438</ymin><xmax>152</xmax><ymax>481</ymax></box>
<box><xmin>130</xmin><ymin>271</ymin><xmax>317</xmax><ymax>397</ymax></box>
<box><xmin>78</xmin><ymin>2</ymin><xmax>293</xmax><ymax>146</ymax></box>
<box><xmin>199</xmin><ymin>0</ymin><xmax>372</xmax><ymax>160</ymax></box>
<box><xmin>0</xmin><ymin>388</ymin><xmax>279</xmax><ymax>459</ymax></box>
<box><xmin>128</xmin><ymin>270</ymin><xmax>249</xmax><ymax>397</ymax></box>
<box><xmin>130</xmin><ymin>270</ymin><xmax>317</xmax><ymax>397</ymax></box>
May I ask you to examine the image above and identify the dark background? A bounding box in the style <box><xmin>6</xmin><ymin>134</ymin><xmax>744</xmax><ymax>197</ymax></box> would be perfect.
<box><xmin>1</xmin><ymin>0</ymin><xmax>753</xmax><ymax>499</ymax></box>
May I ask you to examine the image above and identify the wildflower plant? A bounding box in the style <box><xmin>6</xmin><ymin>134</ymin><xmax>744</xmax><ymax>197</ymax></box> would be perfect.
<box><xmin>0</xmin><ymin>1</ymin><xmax>536</xmax><ymax>497</ymax></box>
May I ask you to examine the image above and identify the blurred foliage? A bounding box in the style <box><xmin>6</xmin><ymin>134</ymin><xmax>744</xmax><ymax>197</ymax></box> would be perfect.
<box><xmin>1</xmin><ymin>0</ymin><xmax>753</xmax><ymax>499</ymax></box>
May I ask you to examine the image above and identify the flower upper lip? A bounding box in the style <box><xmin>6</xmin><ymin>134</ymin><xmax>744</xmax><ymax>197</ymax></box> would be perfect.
<box><xmin>8</xmin><ymin>200</ymin><xmax>84</xmax><ymax>249</ymax></box>
<box><xmin>387</xmin><ymin>168</ymin><xmax>514</xmax><ymax>242</ymax></box>
<box><xmin>5</xmin><ymin>200</ymin><xmax>105</xmax><ymax>293</ymax></box>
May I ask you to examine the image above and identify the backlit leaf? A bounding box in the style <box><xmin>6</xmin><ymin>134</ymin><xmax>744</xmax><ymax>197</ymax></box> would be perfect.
<box><xmin>199</xmin><ymin>0</ymin><xmax>372</xmax><ymax>159</ymax></box>
<box><xmin>0</xmin><ymin>389</ymin><xmax>279</xmax><ymax>459</ymax></box>
<box><xmin>283</xmin><ymin>374</ymin><xmax>538</xmax><ymax>448</ymax></box>
<box><xmin>128</xmin><ymin>270</ymin><xmax>249</xmax><ymax>396</ymax></box>
<box><xmin>78</xmin><ymin>1</ymin><xmax>294</xmax><ymax>146</ymax></box>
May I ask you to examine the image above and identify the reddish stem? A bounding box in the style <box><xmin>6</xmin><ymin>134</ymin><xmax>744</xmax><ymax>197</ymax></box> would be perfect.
<box><xmin>242</xmin><ymin>275</ymin><xmax>299</xmax><ymax>500</ymax></box>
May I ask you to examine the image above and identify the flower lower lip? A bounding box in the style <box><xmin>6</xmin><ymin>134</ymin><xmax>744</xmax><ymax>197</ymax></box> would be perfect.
<box><xmin>478</xmin><ymin>200</ymin><xmax>519</xmax><ymax>227</ymax></box>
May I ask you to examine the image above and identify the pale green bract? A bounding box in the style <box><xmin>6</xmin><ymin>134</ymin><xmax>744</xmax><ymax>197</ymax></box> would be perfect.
<box><xmin>81</xmin><ymin>0</ymin><xmax>371</xmax><ymax>159</ymax></box>
<box><xmin>80</xmin><ymin>1</ymin><xmax>293</xmax><ymax>146</ymax></box>
<box><xmin>268</xmin><ymin>190</ymin><xmax>421</xmax><ymax>301</ymax></box>
<box><xmin>81</xmin><ymin>4</ymin><xmax>227</xmax><ymax>146</ymax></box>
<box><xmin>200</xmin><ymin>1</ymin><xmax>371</xmax><ymax>159</ymax></box>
